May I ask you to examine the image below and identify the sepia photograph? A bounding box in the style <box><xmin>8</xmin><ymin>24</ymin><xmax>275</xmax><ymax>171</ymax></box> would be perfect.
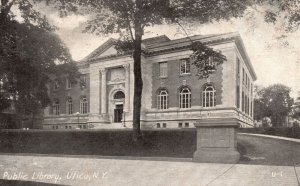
<box><xmin>0</xmin><ymin>0</ymin><xmax>299</xmax><ymax>185</ymax></box>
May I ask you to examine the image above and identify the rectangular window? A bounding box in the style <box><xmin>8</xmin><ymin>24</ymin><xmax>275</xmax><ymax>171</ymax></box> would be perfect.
<box><xmin>178</xmin><ymin>123</ymin><xmax>182</xmax><ymax>128</ymax></box>
<box><xmin>245</xmin><ymin>95</ymin><xmax>248</xmax><ymax>114</ymax></box>
<box><xmin>244</xmin><ymin>94</ymin><xmax>247</xmax><ymax>114</ymax></box>
<box><xmin>236</xmin><ymin>86</ymin><xmax>240</xmax><ymax>108</ymax></box>
<box><xmin>156</xmin><ymin>123</ymin><xmax>161</xmax><ymax>128</ymax></box>
<box><xmin>163</xmin><ymin>123</ymin><xmax>167</xmax><ymax>128</ymax></box>
<box><xmin>54</xmin><ymin>80</ymin><xmax>59</xmax><ymax>90</ymax></box>
<box><xmin>80</xmin><ymin>74</ymin><xmax>87</xmax><ymax>88</ymax></box>
<box><xmin>66</xmin><ymin>78</ymin><xmax>72</xmax><ymax>89</ymax></box>
<box><xmin>159</xmin><ymin>62</ymin><xmax>168</xmax><ymax>77</ymax></box>
<box><xmin>237</xmin><ymin>58</ymin><xmax>240</xmax><ymax>77</ymax></box>
<box><xmin>242</xmin><ymin>68</ymin><xmax>245</xmax><ymax>84</ymax></box>
<box><xmin>248</xmin><ymin>78</ymin><xmax>250</xmax><ymax>90</ymax></box>
<box><xmin>245</xmin><ymin>73</ymin><xmax>248</xmax><ymax>87</ymax></box>
<box><xmin>242</xmin><ymin>91</ymin><xmax>244</xmax><ymax>112</ymax></box>
<box><xmin>180</xmin><ymin>59</ymin><xmax>191</xmax><ymax>75</ymax></box>
<box><xmin>250</xmin><ymin>101</ymin><xmax>253</xmax><ymax>117</ymax></box>
<box><xmin>236</xmin><ymin>58</ymin><xmax>240</xmax><ymax>86</ymax></box>
<box><xmin>53</xmin><ymin>103</ymin><xmax>60</xmax><ymax>115</ymax></box>
<box><xmin>185</xmin><ymin>123</ymin><xmax>189</xmax><ymax>128</ymax></box>
<box><xmin>248</xmin><ymin>97</ymin><xmax>250</xmax><ymax>115</ymax></box>
<box><xmin>81</xmin><ymin>74</ymin><xmax>86</xmax><ymax>83</ymax></box>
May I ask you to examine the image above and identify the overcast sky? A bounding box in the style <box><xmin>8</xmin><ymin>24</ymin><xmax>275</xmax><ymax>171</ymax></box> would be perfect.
<box><xmin>43</xmin><ymin>6</ymin><xmax>299</xmax><ymax>98</ymax></box>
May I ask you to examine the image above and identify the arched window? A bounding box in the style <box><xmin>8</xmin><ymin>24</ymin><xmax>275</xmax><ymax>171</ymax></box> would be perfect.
<box><xmin>202</xmin><ymin>85</ymin><xmax>216</xmax><ymax>107</ymax></box>
<box><xmin>80</xmin><ymin>97</ymin><xmax>88</xmax><ymax>114</ymax></box>
<box><xmin>66</xmin><ymin>98</ymin><xmax>73</xmax><ymax>115</ymax></box>
<box><xmin>157</xmin><ymin>89</ymin><xmax>168</xmax><ymax>110</ymax></box>
<box><xmin>114</xmin><ymin>91</ymin><xmax>125</xmax><ymax>99</ymax></box>
<box><xmin>53</xmin><ymin>100</ymin><xmax>60</xmax><ymax>115</ymax></box>
<box><xmin>179</xmin><ymin>87</ymin><xmax>191</xmax><ymax>108</ymax></box>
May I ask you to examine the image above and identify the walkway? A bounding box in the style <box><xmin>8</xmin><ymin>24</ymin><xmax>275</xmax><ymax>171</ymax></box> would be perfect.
<box><xmin>0</xmin><ymin>154</ymin><xmax>299</xmax><ymax>186</ymax></box>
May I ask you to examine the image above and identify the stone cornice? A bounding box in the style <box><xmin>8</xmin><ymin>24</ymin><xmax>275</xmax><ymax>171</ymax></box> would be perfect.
<box><xmin>234</xmin><ymin>37</ymin><xmax>257</xmax><ymax>81</ymax></box>
<box><xmin>77</xmin><ymin>32</ymin><xmax>257</xmax><ymax>82</ymax></box>
<box><xmin>145</xmin><ymin>37</ymin><xmax>236</xmax><ymax>57</ymax></box>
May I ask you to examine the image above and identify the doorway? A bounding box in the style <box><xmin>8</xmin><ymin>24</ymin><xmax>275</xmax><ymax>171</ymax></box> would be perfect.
<box><xmin>114</xmin><ymin>104</ymin><xmax>123</xmax><ymax>123</ymax></box>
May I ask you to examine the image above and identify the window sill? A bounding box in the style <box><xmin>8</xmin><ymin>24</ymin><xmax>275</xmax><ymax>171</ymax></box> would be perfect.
<box><xmin>202</xmin><ymin>106</ymin><xmax>216</xmax><ymax>109</ymax></box>
<box><xmin>179</xmin><ymin>107</ymin><xmax>192</xmax><ymax>110</ymax></box>
<box><xmin>157</xmin><ymin>108</ymin><xmax>168</xmax><ymax>111</ymax></box>
<box><xmin>159</xmin><ymin>76</ymin><xmax>168</xmax><ymax>79</ymax></box>
<box><xmin>180</xmin><ymin>73</ymin><xmax>191</xmax><ymax>77</ymax></box>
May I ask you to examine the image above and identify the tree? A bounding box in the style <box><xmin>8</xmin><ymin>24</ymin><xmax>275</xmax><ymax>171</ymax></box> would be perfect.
<box><xmin>255</xmin><ymin>84</ymin><xmax>294</xmax><ymax>127</ymax></box>
<box><xmin>3</xmin><ymin>1</ymin><xmax>298</xmax><ymax>135</ymax></box>
<box><xmin>292</xmin><ymin>100</ymin><xmax>300</xmax><ymax>120</ymax></box>
<box><xmin>40</xmin><ymin>0</ymin><xmax>299</xmax><ymax>139</ymax></box>
<box><xmin>0</xmin><ymin>0</ymin><xmax>79</xmax><ymax>125</ymax></box>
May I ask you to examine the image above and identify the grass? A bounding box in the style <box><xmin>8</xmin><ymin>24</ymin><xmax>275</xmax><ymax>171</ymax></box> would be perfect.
<box><xmin>239</xmin><ymin>127</ymin><xmax>300</xmax><ymax>139</ymax></box>
<box><xmin>238</xmin><ymin>134</ymin><xmax>300</xmax><ymax>166</ymax></box>
<box><xmin>0</xmin><ymin>179</ymin><xmax>62</xmax><ymax>186</ymax></box>
<box><xmin>0</xmin><ymin>129</ymin><xmax>197</xmax><ymax>158</ymax></box>
<box><xmin>1</xmin><ymin>129</ymin><xmax>300</xmax><ymax>166</ymax></box>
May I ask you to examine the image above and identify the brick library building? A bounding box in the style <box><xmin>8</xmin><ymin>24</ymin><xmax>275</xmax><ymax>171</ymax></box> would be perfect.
<box><xmin>42</xmin><ymin>32</ymin><xmax>257</xmax><ymax>130</ymax></box>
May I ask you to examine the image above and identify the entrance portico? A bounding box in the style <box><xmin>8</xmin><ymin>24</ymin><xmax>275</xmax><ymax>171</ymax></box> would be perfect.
<box><xmin>87</xmin><ymin>61</ymin><xmax>132</xmax><ymax>127</ymax></box>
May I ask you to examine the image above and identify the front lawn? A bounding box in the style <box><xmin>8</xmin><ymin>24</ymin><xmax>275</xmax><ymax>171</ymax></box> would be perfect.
<box><xmin>238</xmin><ymin>127</ymin><xmax>300</xmax><ymax>139</ymax></box>
<box><xmin>0</xmin><ymin>129</ymin><xmax>197</xmax><ymax>158</ymax></box>
<box><xmin>238</xmin><ymin>134</ymin><xmax>300</xmax><ymax>166</ymax></box>
<box><xmin>1</xmin><ymin>129</ymin><xmax>299</xmax><ymax>166</ymax></box>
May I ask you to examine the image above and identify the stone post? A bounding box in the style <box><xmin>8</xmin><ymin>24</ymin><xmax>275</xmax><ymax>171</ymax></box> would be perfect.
<box><xmin>100</xmin><ymin>68</ymin><xmax>107</xmax><ymax>114</ymax></box>
<box><xmin>193</xmin><ymin>118</ymin><xmax>240</xmax><ymax>163</ymax></box>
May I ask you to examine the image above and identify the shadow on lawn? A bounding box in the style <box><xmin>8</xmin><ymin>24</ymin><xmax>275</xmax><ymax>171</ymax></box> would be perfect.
<box><xmin>0</xmin><ymin>179</ymin><xmax>66</xmax><ymax>186</ymax></box>
<box><xmin>1</xmin><ymin>130</ymin><xmax>299</xmax><ymax>166</ymax></box>
<box><xmin>0</xmin><ymin>129</ymin><xmax>197</xmax><ymax>158</ymax></box>
<box><xmin>237</xmin><ymin>134</ymin><xmax>300</xmax><ymax>166</ymax></box>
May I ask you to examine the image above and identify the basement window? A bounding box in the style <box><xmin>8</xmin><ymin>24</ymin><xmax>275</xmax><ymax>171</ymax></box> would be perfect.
<box><xmin>185</xmin><ymin>123</ymin><xmax>189</xmax><ymax>128</ymax></box>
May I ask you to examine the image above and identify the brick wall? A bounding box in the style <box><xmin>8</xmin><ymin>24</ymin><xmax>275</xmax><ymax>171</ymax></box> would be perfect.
<box><xmin>48</xmin><ymin>72</ymin><xmax>90</xmax><ymax>115</ymax></box>
<box><xmin>151</xmin><ymin>58</ymin><xmax>223</xmax><ymax>109</ymax></box>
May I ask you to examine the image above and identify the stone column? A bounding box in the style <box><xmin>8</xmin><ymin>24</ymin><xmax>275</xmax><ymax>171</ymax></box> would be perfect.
<box><xmin>123</xmin><ymin>64</ymin><xmax>130</xmax><ymax>112</ymax></box>
<box><xmin>193</xmin><ymin>118</ymin><xmax>240</xmax><ymax>163</ymax></box>
<box><xmin>89</xmin><ymin>69</ymin><xmax>100</xmax><ymax>115</ymax></box>
<box><xmin>100</xmin><ymin>68</ymin><xmax>107</xmax><ymax>114</ymax></box>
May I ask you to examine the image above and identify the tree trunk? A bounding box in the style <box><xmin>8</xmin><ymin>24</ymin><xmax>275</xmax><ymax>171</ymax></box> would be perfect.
<box><xmin>132</xmin><ymin>0</ymin><xmax>143</xmax><ymax>140</ymax></box>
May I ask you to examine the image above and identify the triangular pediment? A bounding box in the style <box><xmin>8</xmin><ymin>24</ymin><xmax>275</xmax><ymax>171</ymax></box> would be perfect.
<box><xmin>82</xmin><ymin>38</ymin><xmax>118</xmax><ymax>61</ymax></box>
<box><xmin>96</xmin><ymin>45</ymin><xmax>118</xmax><ymax>57</ymax></box>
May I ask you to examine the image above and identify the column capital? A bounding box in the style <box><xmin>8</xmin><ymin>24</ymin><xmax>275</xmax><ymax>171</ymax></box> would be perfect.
<box><xmin>123</xmin><ymin>64</ymin><xmax>130</xmax><ymax>70</ymax></box>
<box><xmin>100</xmin><ymin>68</ymin><xmax>107</xmax><ymax>74</ymax></box>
